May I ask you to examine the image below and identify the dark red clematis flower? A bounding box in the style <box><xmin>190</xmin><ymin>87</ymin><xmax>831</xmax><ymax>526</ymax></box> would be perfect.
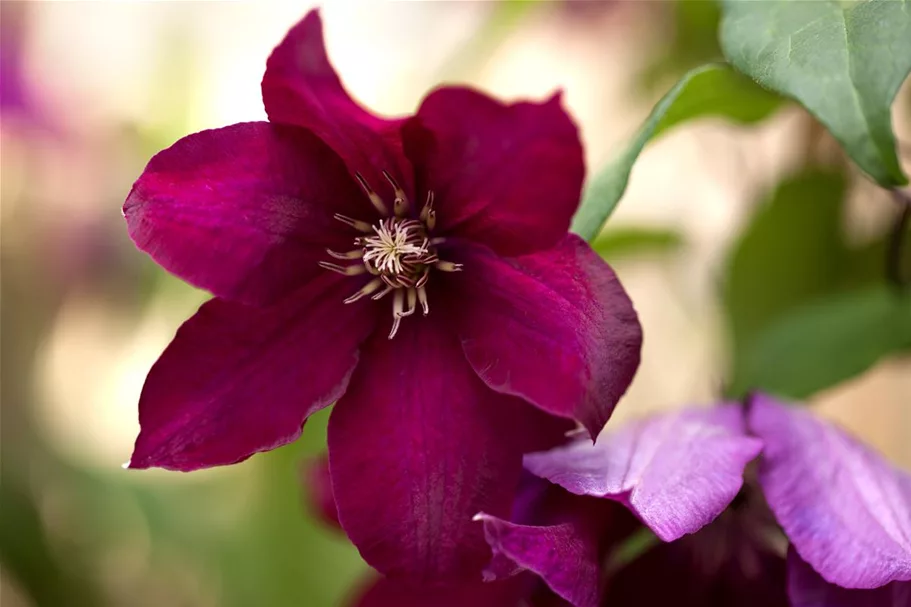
<box><xmin>123</xmin><ymin>9</ymin><xmax>641</xmax><ymax>582</ymax></box>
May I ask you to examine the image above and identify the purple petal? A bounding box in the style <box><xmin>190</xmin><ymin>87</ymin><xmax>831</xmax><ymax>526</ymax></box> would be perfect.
<box><xmin>328</xmin><ymin>316</ymin><xmax>567</xmax><ymax>582</ymax></box>
<box><xmin>524</xmin><ymin>405</ymin><xmax>763</xmax><ymax>541</ymax></box>
<box><xmin>261</xmin><ymin>10</ymin><xmax>411</xmax><ymax>198</ymax></box>
<box><xmin>402</xmin><ymin>88</ymin><xmax>584</xmax><ymax>256</ymax></box>
<box><xmin>124</xmin><ymin>121</ymin><xmax>366</xmax><ymax>306</ymax></box>
<box><xmin>475</xmin><ymin>514</ymin><xmax>601</xmax><ymax>607</ymax></box>
<box><xmin>129</xmin><ymin>273</ymin><xmax>375</xmax><ymax>471</ymax></box>
<box><xmin>750</xmin><ymin>394</ymin><xmax>911</xmax><ymax>589</ymax></box>
<box><xmin>352</xmin><ymin>575</ymin><xmax>529</xmax><ymax>607</ymax></box>
<box><xmin>447</xmin><ymin>235</ymin><xmax>641</xmax><ymax>438</ymax></box>
<box><xmin>788</xmin><ymin>548</ymin><xmax>911</xmax><ymax>607</ymax></box>
<box><xmin>301</xmin><ymin>454</ymin><xmax>340</xmax><ymax>531</ymax></box>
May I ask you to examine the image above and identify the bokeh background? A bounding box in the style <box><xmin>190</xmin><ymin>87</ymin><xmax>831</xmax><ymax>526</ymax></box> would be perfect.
<box><xmin>2</xmin><ymin>1</ymin><xmax>909</xmax><ymax>606</ymax></box>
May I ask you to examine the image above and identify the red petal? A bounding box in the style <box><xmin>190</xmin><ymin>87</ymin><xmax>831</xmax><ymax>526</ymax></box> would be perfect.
<box><xmin>328</xmin><ymin>316</ymin><xmax>567</xmax><ymax>581</ymax></box>
<box><xmin>124</xmin><ymin>121</ymin><xmax>366</xmax><ymax>305</ymax></box>
<box><xmin>129</xmin><ymin>274</ymin><xmax>376</xmax><ymax>471</ymax></box>
<box><xmin>447</xmin><ymin>235</ymin><xmax>641</xmax><ymax>438</ymax></box>
<box><xmin>403</xmin><ymin>88</ymin><xmax>584</xmax><ymax>256</ymax></box>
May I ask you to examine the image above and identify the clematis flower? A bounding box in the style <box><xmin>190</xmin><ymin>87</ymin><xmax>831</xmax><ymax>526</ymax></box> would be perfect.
<box><xmin>477</xmin><ymin>393</ymin><xmax>911</xmax><ymax>607</ymax></box>
<box><xmin>123</xmin><ymin>9</ymin><xmax>642</xmax><ymax>582</ymax></box>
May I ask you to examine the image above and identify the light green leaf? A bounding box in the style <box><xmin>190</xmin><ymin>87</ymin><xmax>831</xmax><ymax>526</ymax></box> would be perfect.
<box><xmin>571</xmin><ymin>64</ymin><xmax>782</xmax><ymax>241</ymax></box>
<box><xmin>590</xmin><ymin>226</ymin><xmax>684</xmax><ymax>260</ymax></box>
<box><xmin>719</xmin><ymin>0</ymin><xmax>911</xmax><ymax>186</ymax></box>
<box><xmin>730</xmin><ymin>286</ymin><xmax>911</xmax><ymax>399</ymax></box>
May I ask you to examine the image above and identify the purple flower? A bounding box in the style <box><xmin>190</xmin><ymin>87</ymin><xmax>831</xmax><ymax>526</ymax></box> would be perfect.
<box><xmin>124</xmin><ymin>10</ymin><xmax>642</xmax><ymax>582</ymax></box>
<box><xmin>476</xmin><ymin>394</ymin><xmax>911</xmax><ymax>606</ymax></box>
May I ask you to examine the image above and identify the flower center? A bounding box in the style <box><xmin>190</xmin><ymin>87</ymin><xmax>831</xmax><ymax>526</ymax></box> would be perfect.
<box><xmin>318</xmin><ymin>171</ymin><xmax>462</xmax><ymax>339</ymax></box>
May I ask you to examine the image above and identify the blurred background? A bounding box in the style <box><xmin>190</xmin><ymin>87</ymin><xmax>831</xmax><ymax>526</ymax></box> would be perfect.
<box><xmin>1</xmin><ymin>1</ymin><xmax>909</xmax><ymax>606</ymax></box>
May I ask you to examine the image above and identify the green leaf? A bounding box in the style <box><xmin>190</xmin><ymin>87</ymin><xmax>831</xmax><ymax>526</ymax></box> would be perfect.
<box><xmin>722</xmin><ymin>169</ymin><xmax>850</xmax><ymax>362</ymax></box>
<box><xmin>571</xmin><ymin>63</ymin><xmax>782</xmax><ymax>241</ymax></box>
<box><xmin>730</xmin><ymin>286</ymin><xmax>911</xmax><ymax>399</ymax></box>
<box><xmin>719</xmin><ymin>0</ymin><xmax>911</xmax><ymax>186</ymax></box>
<box><xmin>590</xmin><ymin>226</ymin><xmax>684</xmax><ymax>260</ymax></box>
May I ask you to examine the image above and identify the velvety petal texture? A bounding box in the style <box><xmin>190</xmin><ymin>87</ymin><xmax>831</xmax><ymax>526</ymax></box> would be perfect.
<box><xmin>261</xmin><ymin>10</ymin><xmax>411</xmax><ymax>197</ymax></box>
<box><xmin>788</xmin><ymin>548</ymin><xmax>911</xmax><ymax>607</ymax></box>
<box><xmin>524</xmin><ymin>406</ymin><xmax>762</xmax><ymax>541</ymax></box>
<box><xmin>124</xmin><ymin>122</ymin><xmax>365</xmax><ymax>306</ymax></box>
<box><xmin>475</xmin><ymin>513</ymin><xmax>600</xmax><ymax>607</ymax></box>
<box><xmin>328</xmin><ymin>316</ymin><xmax>566</xmax><ymax>582</ymax></box>
<box><xmin>352</xmin><ymin>576</ymin><xmax>527</xmax><ymax>607</ymax></box>
<box><xmin>130</xmin><ymin>273</ymin><xmax>374</xmax><ymax>471</ymax></box>
<box><xmin>449</xmin><ymin>235</ymin><xmax>641</xmax><ymax>438</ymax></box>
<box><xmin>402</xmin><ymin>88</ymin><xmax>584</xmax><ymax>256</ymax></box>
<box><xmin>750</xmin><ymin>394</ymin><xmax>911</xmax><ymax>589</ymax></box>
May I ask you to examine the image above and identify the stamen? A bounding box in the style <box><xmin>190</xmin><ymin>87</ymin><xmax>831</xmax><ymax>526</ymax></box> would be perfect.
<box><xmin>429</xmin><ymin>237</ymin><xmax>446</xmax><ymax>246</ymax></box>
<box><xmin>343</xmin><ymin>278</ymin><xmax>384</xmax><ymax>303</ymax></box>
<box><xmin>333</xmin><ymin>214</ymin><xmax>372</xmax><ymax>233</ymax></box>
<box><xmin>402</xmin><ymin>288</ymin><xmax>417</xmax><ymax>317</ymax></box>
<box><xmin>371</xmin><ymin>284</ymin><xmax>395</xmax><ymax>300</ymax></box>
<box><xmin>327</xmin><ymin>248</ymin><xmax>365</xmax><ymax>260</ymax></box>
<box><xmin>355</xmin><ymin>172</ymin><xmax>389</xmax><ymax>216</ymax></box>
<box><xmin>318</xmin><ymin>261</ymin><xmax>367</xmax><ymax>276</ymax></box>
<box><xmin>417</xmin><ymin>286</ymin><xmax>429</xmax><ymax>315</ymax></box>
<box><xmin>383</xmin><ymin>170</ymin><xmax>409</xmax><ymax>217</ymax></box>
<box><xmin>426</xmin><ymin>209</ymin><xmax>437</xmax><ymax>231</ymax></box>
<box><xmin>435</xmin><ymin>260</ymin><xmax>463</xmax><ymax>272</ymax></box>
<box><xmin>420</xmin><ymin>191</ymin><xmax>434</xmax><ymax>221</ymax></box>
<box><xmin>388</xmin><ymin>289</ymin><xmax>405</xmax><ymax>339</ymax></box>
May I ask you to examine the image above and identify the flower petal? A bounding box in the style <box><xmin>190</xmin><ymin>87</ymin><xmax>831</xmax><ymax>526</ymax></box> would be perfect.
<box><xmin>524</xmin><ymin>405</ymin><xmax>762</xmax><ymax>541</ymax></box>
<box><xmin>124</xmin><ymin>121</ymin><xmax>366</xmax><ymax>305</ymax></box>
<box><xmin>301</xmin><ymin>453</ymin><xmax>341</xmax><ymax>530</ymax></box>
<box><xmin>129</xmin><ymin>273</ymin><xmax>375</xmax><ymax>471</ymax></box>
<box><xmin>447</xmin><ymin>235</ymin><xmax>641</xmax><ymax>438</ymax></box>
<box><xmin>352</xmin><ymin>575</ymin><xmax>529</xmax><ymax>607</ymax></box>
<box><xmin>402</xmin><ymin>87</ymin><xmax>584</xmax><ymax>256</ymax></box>
<box><xmin>261</xmin><ymin>10</ymin><xmax>411</xmax><ymax>197</ymax></box>
<box><xmin>475</xmin><ymin>513</ymin><xmax>601</xmax><ymax>607</ymax></box>
<box><xmin>788</xmin><ymin>548</ymin><xmax>911</xmax><ymax>607</ymax></box>
<box><xmin>328</xmin><ymin>316</ymin><xmax>568</xmax><ymax>582</ymax></box>
<box><xmin>749</xmin><ymin>394</ymin><xmax>911</xmax><ymax>589</ymax></box>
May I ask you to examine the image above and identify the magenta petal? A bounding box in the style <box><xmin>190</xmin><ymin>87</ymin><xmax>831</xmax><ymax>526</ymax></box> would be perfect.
<box><xmin>129</xmin><ymin>274</ymin><xmax>375</xmax><ymax>471</ymax></box>
<box><xmin>352</xmin><ymin>575</ymin><xmax>528</xmax><ymax>607</ymax></box>
<box><xmin>524</xmin><ymin>406</ymin><xmax>762</xmax><ymax>541</ymax></box>
<box><xmin>476</xmin><ymin>514</ymin><xmax>600</xmax><ymax>607</ymax></box>
<box><xmin>788</xmin><ymin>548</ymin><xmax>911</xmax><ymax>607</ymax></box>
<box><xmin>750</xmin><ymin>394</ymin><xmax>911</xmax><ymax>589</ymax></box>
<box><xmin>449</xmin><ymin>235</ymin><xmax>641</xmax><ymax>438</ymax></box>
<box><xmin>402</xmin><ymin>88</ymin><xmax>584</xmax><ymax>256</ymax></box>
<box><xmin>125</xmin><ymin>121</ymin><xmax>365</xmax><ymax>305</ymax></box>
<box><xmin>328</xmin><ymin>317</ymin><xmax>566</xmax><ymax>582</ymax></box>
<box><xmin>261</xmin><ymin>10</ymin><xmax>411</xmax><ymax>196</ymax></box>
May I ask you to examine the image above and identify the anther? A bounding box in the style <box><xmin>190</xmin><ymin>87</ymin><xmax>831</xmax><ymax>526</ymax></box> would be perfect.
<box><xmin>327</xmin><ymin>248</ymin><xmax>365</xmax><ymax>260</ymax></box>
<box><xmin>355</xmin><ymin>172</ymin><xmax>389</xmax><ymax>216</ymax></box>
<box><xmin>435</xmin><ymin>260</ymin><xmax>463</xmax><ymax>272</ymax></box>
<box><xmin>402</xmin><ymin>288</ymin><xmax>417</xmax><ymax>317</ymax></box>
<box><xmin>417</xmin><ymin>286</ymin><xmax>429</xmax><ymax>315</ymax></box>
<box><xmin>388</xmin><ymin>289</ymin><xmax>406</xmax><ymax>339</ymax></box>
<box><xmin>426</xmin><ymin>209</ymin><xmax>437</xmax><ymax>231</ymax></box>
<box><xmin>420</xmin><ymin>191</ymin><xmax>434</xmax><ymax>222</ymax></box>
<box><xmin>318</xmin><ymin>261</ymin><xmax>367</xmax><ymax>276</ymax></box>
<box><xmin>343</xmin><ymin>278</ymin><xmax>384</xmax><ymax>303</ymax></box>
<box><xmin>333</xmin><ymin>214</ymin><xmax>372</xmax><ymax>233</ymax></box>
<box><xmin>382</xmin><ymin>171</ymin><xmax>408</xmax><ymax>217</ymax></box>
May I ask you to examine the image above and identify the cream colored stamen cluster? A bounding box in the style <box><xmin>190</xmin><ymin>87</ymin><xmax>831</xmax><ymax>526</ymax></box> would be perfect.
<box><xmin>319</xmin><ymin>171</ymin><xmax>462</xmax><ymax>339</ymax></box>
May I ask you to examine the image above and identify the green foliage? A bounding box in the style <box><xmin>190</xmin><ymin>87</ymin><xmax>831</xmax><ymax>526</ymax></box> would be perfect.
<box><xmin>724</xmin><ymin>168</ymin><xmax>911</xmax><ymax>399</ymax></box>
<box><xmin>591</xmin><ymin>226</ymin><xmax>684</xmax><ymax>261</ymax></box>
<box><xmin>719</xmin><ymin>0</ymin><xmax>911</xmax><ymax>186</ymax></box>
<box><xmin>640</xmin><ymin>0</ymin><xmax>723</xmax><ymax>89</ymax></box>
<box><xmin>572</xmin><ymin>64</ymin><xmax>782</xmax><ymax>241</ymax></box>
<box><xmin>730</xmin><ymin>286</ymin><xmax>911</xmax><ymax>399</ymax></box>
